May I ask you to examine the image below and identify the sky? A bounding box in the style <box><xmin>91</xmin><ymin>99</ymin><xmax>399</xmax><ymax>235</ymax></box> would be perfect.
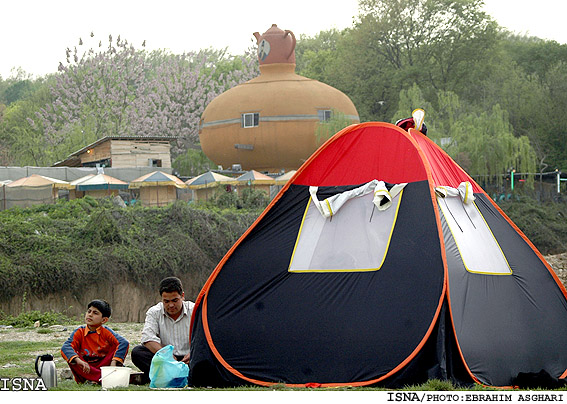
<box><xmin>2</xmin><ymin>0</ymin><xmax>567</xmax><ymax>79</ymax></box>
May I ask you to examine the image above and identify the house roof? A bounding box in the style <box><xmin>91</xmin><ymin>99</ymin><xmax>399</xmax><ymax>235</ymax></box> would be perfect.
<box><xmin>274</xmin><ymin>170</ymin><xmax>297</xmax><ymax>184</ymax></box>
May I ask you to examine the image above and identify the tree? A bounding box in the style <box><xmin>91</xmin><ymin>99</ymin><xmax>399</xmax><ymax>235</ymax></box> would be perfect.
<box><xmin>541</xmin><ymin>61</ymin><xmax>567</xmax><ymax>169</ymax></box>
<box><xmin>502</xmin><ymin>35</ymin><xmax>567</xmax><ymax>84</ymax></box>
<box><xmin>33</xmin><ymin>34</ymin><xmax>258</xmax><ymax>161</ymax></box>
<box><xmin>328</xmin><ymin>0</ymin><xmax>499</xmax><ymax>122</ymax></box>
<box><xmin>172</xmin><ymin>148</ymin><xmax>215</xmax><ymax>177</ymax></box>
<box><xmin>295</xmin><ymin>29</ymin><xmax>344</xmax><ymax>84</ymax></box>
<box><xmin>0</xmin><ymin>85</ymin><xmax>54</xmax><ymax>166</ymax></box>
<box><xmin>393</xmin><ymin>84</ymin><xmax>537</xmax><ymax>186</ymax></box>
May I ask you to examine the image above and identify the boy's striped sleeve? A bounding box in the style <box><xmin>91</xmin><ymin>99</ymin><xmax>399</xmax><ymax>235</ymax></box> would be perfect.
<box><xmin>105</xmin><ymin>327</ymin><xmax>129</xmax><ymax>363</ymax></box>
<box><xmin>60</xmin><ymin>327</ymin><xmax>81</xmax><ymax>363</ymax></box>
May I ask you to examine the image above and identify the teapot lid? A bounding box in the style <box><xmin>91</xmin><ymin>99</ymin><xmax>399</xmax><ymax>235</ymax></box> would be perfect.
<box><xmin>253</xmin><ymin>24</ymin><xmax>296</xmax><ymax>65</ymax></box>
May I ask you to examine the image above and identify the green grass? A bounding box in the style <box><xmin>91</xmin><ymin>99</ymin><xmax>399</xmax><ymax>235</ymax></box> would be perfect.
<box><xmin>0</xmin><ymin>339</ymin><xmax>65</xmax><ymax>378</ymax></box>
<box><xmin>0</xmin><ymin>338</ymin><xmax>475</xmax><ymax>391</ymax></box>
<box><xmin>0</xmin><ymin>331</ymin><xmax>560</xmax><ymax>392</ymax></box>
<box><xmin>0</xmin><ymin>336</ymin><xmax>501</xmax><ymax>392</ymax></box>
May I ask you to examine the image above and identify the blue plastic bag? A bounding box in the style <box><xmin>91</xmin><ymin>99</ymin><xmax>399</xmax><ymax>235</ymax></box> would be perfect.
<box><xmin>149</xmin><ymin>345</ymin><xmax>189</xmax><ymax>388</ymax></box>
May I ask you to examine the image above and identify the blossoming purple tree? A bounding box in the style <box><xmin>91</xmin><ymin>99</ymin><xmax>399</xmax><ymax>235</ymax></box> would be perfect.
<box><xmin>33</xmin><ymin>33</ymin><xmax>258</xmax><ymax>160</ymax></box>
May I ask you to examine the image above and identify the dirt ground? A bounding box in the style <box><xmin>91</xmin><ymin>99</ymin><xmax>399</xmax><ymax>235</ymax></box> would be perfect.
<box><xmin>544</xmin><ymin>252</ymin><xmax>567</xmax><ymax>285</ymax></box>
<box><xmin>0</xmin><ymin>322</ymin><xmax>144</xmax><ymax>375</ymax></box>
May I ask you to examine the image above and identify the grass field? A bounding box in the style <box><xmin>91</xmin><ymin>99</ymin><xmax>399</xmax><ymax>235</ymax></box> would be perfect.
<box><xmin>0</xmin><ymin>322</ymin><xmax>476</xmax><ymax>392</ymax></box>
<box><xmin>0</xmin><ymin>321</ymin><xmax>562</xmax><ymax>393</ymax></box>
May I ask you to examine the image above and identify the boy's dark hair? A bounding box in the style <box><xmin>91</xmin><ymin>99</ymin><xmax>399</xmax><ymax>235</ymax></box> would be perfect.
<box><xmin>159</xmin><ymin>277</ymin><xmax>184</xmax><ymax>296</ymax></box>
<box><xmin>88</xmin><ymin>299</ymin><xmax>111</xmax><ymax>318</ymax></box>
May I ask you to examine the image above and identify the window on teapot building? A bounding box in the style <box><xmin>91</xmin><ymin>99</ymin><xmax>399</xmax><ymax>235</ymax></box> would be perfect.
<box><xmin>318</xmin><ymin>109</ymin><xmax>332</xmax><ymax>122</ymax></box>
<box><xmin>242</xmin><ymin>112</ymin><xmax>259</xmax><ymax>128</ymax></box>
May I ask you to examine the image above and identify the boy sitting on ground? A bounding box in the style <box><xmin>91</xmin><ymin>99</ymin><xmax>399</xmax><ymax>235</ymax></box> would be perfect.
<box><xmin>61</xmin><ymin>299</ymin><xmax>129</xmax><ymax>384</ymax></box>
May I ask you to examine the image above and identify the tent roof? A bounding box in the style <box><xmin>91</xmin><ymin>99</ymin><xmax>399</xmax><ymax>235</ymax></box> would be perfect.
<box><xmin>69</xmin><ymin>174</ymin><xmax>96</xmax><ymax>186</ymax></box>
<box><xmin>6</xmin><ymin>174</ymin><xmax>72</xmax><ymax>189</ymax></box>
<box><xmin>75</xmin><ymin>174</ymin><xmax>129</xmax><ymax>191</ymax></box>
<box><xmin>186</xmin><ymin>171</ymin><xmax>236</xmax><ymax>189</ymax></box>
<box><xmin>129</xmin><ymin>171</ymin><xmax>186</xmax><ymax>189</ymax></box>
<box><xmin>236</xmin><ymin>170</ymin><xmax>275</xmax><ymax>185</ymax></box>
<box><xmin>291</xmin><ymin>122</ymin><xmax>481</xmax><ymax>192</ymax></box>
<box><xmin>274</xmin><ymin>170</ymin><xmax>297</xmax><ymax>184</ymax></box>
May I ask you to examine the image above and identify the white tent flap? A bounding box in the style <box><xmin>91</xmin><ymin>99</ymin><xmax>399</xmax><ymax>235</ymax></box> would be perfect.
<box><xmin>309</xmin><ymin>180</ymin><xmax>406</xmax><ymax>218</ymax></box>
<box><xmin>437</xmin><ymin>183</ymin><xmax>511</xmax><ymax>275</ymax></box>
<box><xmin>290</xmin><ymin>180</ymin><xmax>405</xmax><ymax>272</ymax></box>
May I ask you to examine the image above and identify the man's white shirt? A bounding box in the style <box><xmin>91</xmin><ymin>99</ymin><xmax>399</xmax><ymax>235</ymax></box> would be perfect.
<box><xmin>141</xmin><ymin>300</ymin><xmax>195</xmax><ymax>357</ymax></box>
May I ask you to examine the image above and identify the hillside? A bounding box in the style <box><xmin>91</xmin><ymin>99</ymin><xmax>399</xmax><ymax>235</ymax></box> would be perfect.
<box><xmin>0</xmin><ymin>194</ymin><xmax>566</xmax><ymax>321</ymax></box>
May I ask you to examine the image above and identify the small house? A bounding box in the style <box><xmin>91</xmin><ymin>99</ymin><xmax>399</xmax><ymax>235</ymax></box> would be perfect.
<box><xmin>53</xmin><ymin>136</ymin><xmax>176</xmax><ymax>169</ymax></box>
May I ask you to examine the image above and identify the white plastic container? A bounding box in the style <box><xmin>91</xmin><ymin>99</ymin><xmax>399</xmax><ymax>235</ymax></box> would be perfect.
<box><xmin>100</xmin><ymin>366</ymin><xmax>131</xmax><ymax>389</ymax></box>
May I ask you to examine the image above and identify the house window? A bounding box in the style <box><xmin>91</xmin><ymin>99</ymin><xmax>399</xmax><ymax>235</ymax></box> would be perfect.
<box><xmin>83</xmin><ymin>158</ymin><xmax>110</xmax><ymax>168</ymax></box>
<box><xmin>150</xmin><ymin>159</ymin><xmax>162</xmax><ymax>167</ymax></box>
<box><xmin>242</xmin><ymin>113</ymin><xmax>259</xmax><ymax>128</ymax></box>
<box><xmin>318</xmin><ymin>109</ymin><xmax>332</xmax><ymax>122</ymax></box>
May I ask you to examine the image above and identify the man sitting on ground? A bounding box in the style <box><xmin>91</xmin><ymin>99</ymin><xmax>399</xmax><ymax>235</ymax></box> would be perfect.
<box><xmin>131</xmin><ymin>276</ymin><xmax>194</xmax><ymax>384</ymax></box>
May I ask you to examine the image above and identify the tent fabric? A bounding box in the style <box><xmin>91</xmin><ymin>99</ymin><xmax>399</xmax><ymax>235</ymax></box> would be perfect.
<box><xmin>75</xmin><ymin>174</ymin><xmax>128</xmax><ymax>191</ymax></box>
<box><xmin>129</xmin><ymin>171</ymin><xmax>186</xmax><ymax>189</ymax></box>
<box><xmin>192</xmin><ymin>180</ymin><xmax>445</xmax><ymax>387</ymax></box>
<box><xmin>235</xmin><ymin>170</ymin><xmax>275</xmax><ymax>185</ymax></box>
<box><xmin>308</xmin><ymin>180</ymin><xmax>406</xmax><ymax>218</ymax></box>
<box><xmin>274</xmin><ymin>170</ymin><xmax>297</xmax><ymax>185</ymax></box>
<box><xmin>7</xmin><ymin>174</ymin><xmax>72</xmax><ymax>189</ymax></box>
<box><xmin>189</xmin><ymin>122</ymin><xmax>567</xmax><ymax>388</ymax></box>
<box><xmin>2</xmin><ymin>184</ymin><xmax>57</xmax><ymax>209</ymax></box>
<box><xmin>437</xmin><ymin>188</ymin><xmax>511</xmax><ymax>275</ymax></box>
<box><xmin>69</xmin><ymin>174</ymin><xmax>96</xmax><ymax>186</ymax></box>
<box><xmin>186</xmin><ymin>171</ymin><xmax>236</xmax><ymax>189</ymax></box>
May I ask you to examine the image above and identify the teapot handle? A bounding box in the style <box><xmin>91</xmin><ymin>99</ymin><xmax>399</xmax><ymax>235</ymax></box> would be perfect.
<box><xmin>35</xmin><ymin>356</ymin><xmax>41</xmax><ymax>377</ymax></box>
<box><xmin>284</xmin><ymin>30</ymin><xmax>296</xmax><ymax>59</ymax></box>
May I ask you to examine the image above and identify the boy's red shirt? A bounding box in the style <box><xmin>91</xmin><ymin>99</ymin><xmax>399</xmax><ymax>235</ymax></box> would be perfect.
<box><xmin>61</xmin><ymin>325</ymin><xmax>129</xmax><ymax>364</ymax></box>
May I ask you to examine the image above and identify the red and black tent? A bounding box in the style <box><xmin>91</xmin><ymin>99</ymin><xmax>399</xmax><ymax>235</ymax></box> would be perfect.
<box><xmin>189</xmin><ymin>122</ymin><xmax>567</xmax><ymax>388</ymax></box>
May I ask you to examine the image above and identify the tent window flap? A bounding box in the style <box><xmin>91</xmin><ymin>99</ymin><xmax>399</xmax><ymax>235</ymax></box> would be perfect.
<box><xmin>437</xmin><ymin>184</ymin><xmax>511</xmax><ymax>275</ymax></box>
<box><xmin>289</xmin><ymin>180</ymin><xmax>404</xmax><ymax>273</ymax></box>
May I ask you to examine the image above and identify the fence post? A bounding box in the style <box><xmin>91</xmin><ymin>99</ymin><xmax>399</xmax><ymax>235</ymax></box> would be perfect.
<box><xmin>557</xmin><ymin>170</ymin><xmax>561</xmax><ymax>194</ymax></box>
<box><xmin>511</xmin><ymin>170</ymin><xmax>515</xmax><ymax>191</ymax></box>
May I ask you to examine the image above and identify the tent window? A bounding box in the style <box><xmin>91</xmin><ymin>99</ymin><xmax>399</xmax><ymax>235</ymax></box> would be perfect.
<box><xmin>438</xmin><ymin>195</ymin><xmax>511</xmax><ymax>275</ymax></box>
<box><xmin>242</xmin><ymin>113</ymin><xmax>259</xmax><ymax>128</ymax></box>
<box><xmin>289</xmin><ymin>189</ymin><xmax>403</xmax><ymax>273</ymax></box>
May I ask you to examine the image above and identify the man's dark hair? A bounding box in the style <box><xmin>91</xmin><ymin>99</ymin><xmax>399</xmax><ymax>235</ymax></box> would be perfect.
<box><xmin>88</xmin><ymin>299</ymin><xmax>111</xmax><ymax>318</ymax></box>
<box><xmin>159</xmin><ymin>277</ymin><xmax>184</xmax><ymax>296</ymax></box>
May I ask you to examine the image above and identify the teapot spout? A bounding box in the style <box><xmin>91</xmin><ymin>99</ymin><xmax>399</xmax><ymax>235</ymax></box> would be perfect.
<box><xmin>253</xmin><ymin>32</ymin><xmax>261</xmax><ymax>43</ymax></box>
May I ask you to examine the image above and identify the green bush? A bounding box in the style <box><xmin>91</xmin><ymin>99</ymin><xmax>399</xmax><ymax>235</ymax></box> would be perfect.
<box><xmin>0</xmin><ymin>198</ymin><xmax>260</xmax><ymax>302</ymax></box>
<box><xmin>0</xmin><ymin>309</ymin><xmax>78</xmax><ymax>328</ymax></box>
<box><xmin>498</xmin><ymin>195</ymin><xmax>567</xmax><ymax>255</ymax></box>
<box><xmin>240</xmin><ymin>188</ymin><xmax>269</xmax><ymax>209</ymax></box>
<box><xmin>1</xmin><ymin>193</ymin><xmax>565</xmax><ymax>305</ymax></box>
